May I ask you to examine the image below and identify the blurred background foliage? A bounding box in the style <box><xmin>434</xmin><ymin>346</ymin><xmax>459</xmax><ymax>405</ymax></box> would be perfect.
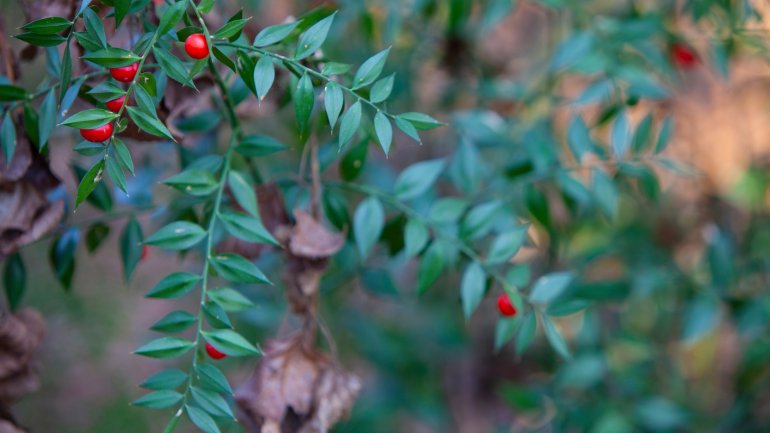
<box><xmin>4</xmin><ymin>0</ymin><xmax>770</xmax><ymax>432</ymax></box>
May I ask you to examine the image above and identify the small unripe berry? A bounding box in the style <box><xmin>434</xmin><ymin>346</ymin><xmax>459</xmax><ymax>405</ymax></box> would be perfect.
<box><xmin>105</xmin><ymin>95</ymin><xmax>127</xmax><ymax>113</ymax></box>
<box><xmin>185</xmin><ymin>34</ymin><xmax>209</xmax><ymax>60</ymax></box>
<box><xmin>109</xmin><ymin>63</ymin><xmax>139</xmax><ymax>83</ymax></box>
<box><xmin>80</xmin><ymin>123</ymin><xmax>114</xmax><ymax>142</ymax></box>
<box><xmin>497</xmin><ymin>293</ymin><xmax>517</xmax><ymax>317</ymax></box>
<box><xmin>205</xmin><ymin>342</ymin><xmax>226</xmax><ymax>360</ymax></box>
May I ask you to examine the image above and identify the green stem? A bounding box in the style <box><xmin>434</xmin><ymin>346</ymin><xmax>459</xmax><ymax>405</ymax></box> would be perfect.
<box><xmin>216</xmin><ymin>42</ymin><xmax>393</xmax><ymax>119</ymax></box>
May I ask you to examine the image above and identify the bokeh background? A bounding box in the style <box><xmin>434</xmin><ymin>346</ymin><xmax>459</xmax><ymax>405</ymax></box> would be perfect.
<box><xmin>4</xmin><ymin>0</ymin><xmax>770</xmax><ymax>432</ymax></box>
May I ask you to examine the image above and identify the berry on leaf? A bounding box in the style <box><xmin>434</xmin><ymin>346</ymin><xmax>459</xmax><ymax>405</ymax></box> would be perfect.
<box><xmin>205</xmin><ymin>342</ymin><xmax>226</xmax><ymax>360</ymax></box>
<box><xmin>184</xmin><ymin>34</ymin><xmax>209</xmax><ymax>60</ymax></box>
<box><xmin>105</xmin><ymin>95</ymin><xmax>127</xmax><ymax>113</ymax></box>
<box><xmin>80</xmin><ymin>123</ymin><xmax>114</xmax><ymax>143</ymax></box>
<box><xmin>109</xmin><ymin>63</ymin><xmax>139</xmax><ymax>83</ymax></box>
<box><xmin>497</xmin><ymin>293</ymin><xmax>517</xmax><ymax>317</ymax></box>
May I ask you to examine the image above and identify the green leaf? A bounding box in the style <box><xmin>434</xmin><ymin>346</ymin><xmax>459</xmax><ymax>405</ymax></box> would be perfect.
<box><xmin>59</xmin><ymin>44</ymin><xmax>72</xmax><ymax>103</ymax></box>
<box><xmin>74</xmin><ymin>31</ymin><xmax>102</xmax><ymax>51</ymax></box>
<box><xmin>404</xmin><ymin>219</ymin><xmax>429</xmax><ymax>258</ymax></box>
<box><xmin>655</xmin><ymin>116</ymin><xmax>674</xmax><ymax>153</ymax></box>
<box><xmin>208</xmin><ymin>287</ymin><xmax>255</xmax><ymax>312</ymax></box>
<box><xmin>85</xmin><ymin>221</ymin><xmax>110</xmax><ymax>253</ymax></box>
<box><xmin>461</xmin><ymin>262</ymin><xmax>486</xmax><ymax>319</ymax></box>
<box><xmin>82</xmin><ymin>47</ymin><xmax>140</xmax><ymax>67</ymax></box>
<box><xmin>227</xmin><ymin>171</ymin><xmax>258</xmax><ymax>217</ymax></box>
<box><xmin>352</xmin><ymin>47</ymin><xmax>390</xmax><ymax>90</ymax></box>
<box><xmin>203</xmin><ymin>302</ymin><xmax>232</xmax><ymax>329</ymax></box>
<box><xmin>61</xmin><ymin>108</ymin><xmax>117</xmax><ymax>129</ymax></box>
<box><xmin>253</xmin><ymin>55</ymin><xmax>275</xmax><ymax>101</ymax></box>
<box><xmin>163</xmin><ymin>169</ymin><xmax>218</xmax><ymax>196</ymax></box>
<box><xmin>632</xmin><ymin>113</ymin><xmax>653</xmax><ymax>153</ymax></box>
<box><xmin>294</xmin><ymin>12</ymin><xmax>336</xmax><ymax>60</ymax></box>
<box><xmin>236</xmin><ymin>134</ymin><xmax>288</xmax><ymax>157</ymax></box>
<box><xmin>486</xmin><ymin>227</ymin><xmax>528</xmax><ymax>265</ymax></box>
<box><xmin>152</xmin><ymin>48</ymin><xmax>196</xmax><ymax>89</ymax></box>
<box><xmin>88</xmin><ymin>81</ymin><xmax>125</xmax><ymax>102</ymax></box>
<box><xmin>3</xmin><ymin>253</ymin><xmax>25</xmax><ymax>311</ymax></box>
<box><xmin>567</xmin><ymin>115</ymin><xmax>593</xmax><ymax>162</ymax></box>
<box><xmin>353</xmin><ymin>196</ymin><xmax>384</xmax><ymax>258</ymax></box>
<box><xmin>195</xmin><ymin>364</ymin><xmax>233</xmax><ymax>395</ymax></box>
<box><xmin>76</xmin><ymin>161</ymin><xmax>105</xmax><ymax>208</ymax></box>
<box><xmin>132</xmin><ymin>84</ymin><xmax>156</xmax><ymax>116</ymax></box>
<box><xmin>323</xmin><ymin>82</ymin><xmax>343</xmax><ymax>130</ymax></box>
<box><xmin>135</xmin><ymin>337</ymin><xmax>194</xmax><ymax>358</ymax></box>
<box><xmin>429</xmin><ymin>198</ymin><xmax>469</xmax><ymax>223</ymax></box>
<box><xmin>529</xmin><ymin>272</ymin><xmax>573</xmax><ymax>304</ymax></box>
<box><xmin>550</xmin><ymin>31</ymin><xmax>593</xmax><ymax>70</ymax></box>
<box><xmin>120</xmin><ymin>217</ymin><xmax>143</xmax><ymax>281</ymax></box>
<box><xmin>114</xmin><ymin>0</ymin><xmax>130</xmax><ymax>27</ymax></box>
<box><xmin>146</xmin><ymin>272</ymin><xmax>201</xmax><ymax>299</ymax></box>
<box><xmin>214</xmin><ymin>18</ymin><xmax>250</xmax><ymax>40</ymax></box>
<box><xmin>126</xmin><ymin>106</ymin><xmax>175</xmax><ymax>141</ymax></box>
<box><xmin>542</xmin><ymin>314</ymin><xmax>571</xmax><ymax>359</ymax></box>
<box><xmin>338</xmin><ymin>101</ymin><xmax>362</xmax><ymax>150</ymax></box>
<box><xmin>370</xmin><ymin>74</ymin><xmax>394</xmax><ymax>103</ymax></box>
<box><xmin>321</xmin><ymin>62</ymin><xmax>351</xmax><ymax>75</ymax></box>
<box><xmin>294</xmin><ymin>73</ymin><xmax>314</xmax><ymax>138</ymax></box>
<box><xmin>113</xmin><ymin>138</ymin><xmax>134</xmax><ymax>174</ymax></box>
<box><xmin>461</xmin><ymin>201</ymin><xmax>501</xmax><ymax>240</ymax></box>
<box><xmin>682</xmin><ymin>297</ymin><xmax>720</xmax><ymax>342</ymax></box>
<box><xmin>144</xmin><ymin>221</ymin><xmax>206</xmax><ymax>250</ymax></box>
<box><xmin>373</xmin><ymin>111</ymin><xmax>392</xmax><ymax>156</ymax></box>
<box><xmin>186</xmin><ymin>405</ymin><xmax>221</xmax><ymax>433</ymax></box>
<box><xmin>394</xmin><ymin>159</ymin><xmax>445</xmax><ymax>200</ymax></box>
<box><xmin>14</xmin><ymin>33</ymin><xmax>66</xmax><ymax>47</ymax></box>
<box><xmin>1</xmin><ymin>113</ymin><xmax>17</xmax><ymax>163</ymax></box>
<box><xmin>21</xmin><ymin>17</ymin><xmax>72</xmax><ymax>35</ymax></box>
<box><xmin>106</xmin><ymin>156</ymin><xmax>127</xmax><ymax>193</ymax></box>
<box><xmin>0</xmin><ymin>85</ymin><xmax>28</xmax><ymax>102</ymax></box>
<box><xmin>396</xmin><ymin>112</ymin><xmax>443</xmax><ymax>130</ymax></box>
<box><xmin>417</xmin><ymin>241</ymin><xmax>445</xmax><ymax>294</ymax></box>
<box><xmin>191</xmin><ymin>387</ymin><xmax>234</xmax><ymax>418</ymax></box>
<box><xmin>611</xmin><ymin>111</ymin><xmax>630</xmax><ymax>158</ymax></box>
<box><xmin>83</xmin><ymin>7</ymin><xmax>106</xmax><ymax>47</ymax></box>
<box><xmin>132</xmin><ymin>390</ymin><xmax>183</xmax><ymax>409</ymax></box>
<box><xmin>395</xmin><ymin>116</ymin><xmax>421</xmax><ymax>143</ymax></box>
<box><xmin>49</xmin><ymin>229</ymin><xmax>78</xmax><ymax>290</ymax></box>
<box><xmin>141</xmin><ymin>369</ymin><xmax>188</xmax><ymax>390</ymax></box>
<box><xmin>253</xmin><ymin>21</ymin><xmax>300</xmax><ymax>47</ymax></box>
<box><xmin>210</xmin><ymin>253</ymin><xmax>271</xmax><ymax>285</ymax></box>
<box><xmin>593</xmin><ymin>169</ymin><xmax>618</xmax><ymax>220</ymax></box>
<box><xmin>494</xmin><ymin>317</ymin><xmax>518</xmax><ymax>351</ymax></box>
<box><xmin>515</xmin><ymin>312</ymin><xmax>537</xmax><ymax>355</ymax></box>
<box><xmin>202</xmin><ymin>329</ymin><xmax>261</xmax><ymax>357</ymax></box>
<box><xmin>151</xmin><ymin>310</ymin><xmax>197</xmax><ymax>333</ymax></box>
<box><xmin>220</xmin><ymin>212</ymin><xmax>279</xmax><ymax>246</ymax></box>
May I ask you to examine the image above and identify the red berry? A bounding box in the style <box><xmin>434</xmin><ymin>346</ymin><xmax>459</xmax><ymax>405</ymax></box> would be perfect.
<box><xmin>105</xmin><ymin>95</ymin><xmax>127</xmax><ymax>113</ymax></box>
<box><xmin>205</xmin><ymin>342</ymin><xmax>227</xmax><ymax>360</ymax></box>
<box><xmin>185</xmin><ymin>34</ymin><xmax>209</xmax><ymax>60</ymax></box>
<box><xmin>110</xmin><ymin>63</ymin><xmax>139</xmax><ymax>83</ymax></box>
<box><xmin>497</xmin><ymin>293</ymin><xmax>517</xmax><ymax>317</ymax></box>
<box><xmin>80</xmin><ymin>123</ymin><xmax>114</xmax><ymax>142</ymax></box>
<box><xmin>671</xmin><ymin>43</ymin><xmax>697</xmax><ymax>69</ymax></box>
<box><xmin>141</xmin><ymin>245</ymin><xmax>149</xmax><ymax>261</ymax></box>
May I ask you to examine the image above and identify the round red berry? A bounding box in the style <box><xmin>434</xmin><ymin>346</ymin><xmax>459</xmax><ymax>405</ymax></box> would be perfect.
<box><xmin>205</xmin><ymin>342</ymin><xmax>227</xmax><ymax>360</ymax></box>
<box><xmin>105</xmin><ymin>95</ymin><xmax>127</xmax><ymax>113</ymax></box>
<box><xmin>184</xmin><ymin>34</ymin><xmax>209</xmax><ymax>60</ymax></box>
<box><xmin>140</xmin><ymin>245</ymin><xmax>149</xmax><ymax>261</ymax></box>
<box><xmin>671</xmin><ymin>43</ymin><xmax>697</xmax><ymax>69</ymax></box>
<box><xmin>497</xmin><ymin>293</ymin><xmax>517</xmax><ymax>317</ymax></box>
<box><xmin>80</xmin><ymin>123</ymin><xmax>114</xmax><ymax>143</ymax></box>
<box><xmin>110</xmin><ymin>63</ymin><xmax>139</xmax><ymax>83</ymax></box>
